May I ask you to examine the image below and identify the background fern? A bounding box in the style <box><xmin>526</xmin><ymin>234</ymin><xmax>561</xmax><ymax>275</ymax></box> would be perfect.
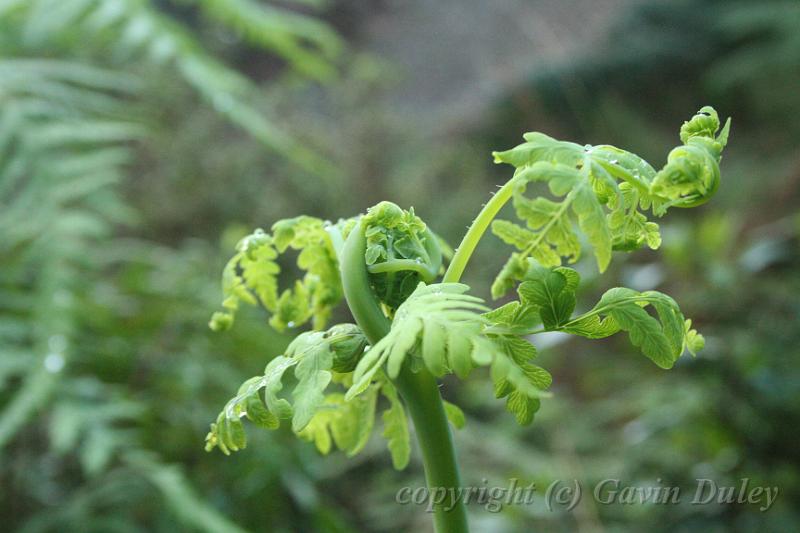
<box><xmin>0</xmin><ymin>0</ymin><xmax>342</xmax><ymax>173</ymax></box>
<box><xmin>2</xmin><ymin>0</ymin><xmax>799</xmax><ymax>531</ymax></box>
<box><xmin>0</xmin><ymin>1</ymin><xmax>350</xmax><ymax>530</ymax></box>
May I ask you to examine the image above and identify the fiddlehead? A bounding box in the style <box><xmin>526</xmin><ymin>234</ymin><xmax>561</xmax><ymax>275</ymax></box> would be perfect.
<box><xmin>361</xmin><ymin>201</ymin><xmax>443</xmax><ymax>313</ymax></box>
<box><xmin>651</xmin><ymin>106</ymin><xmax>731</xmax><ymax>211</ymax></box>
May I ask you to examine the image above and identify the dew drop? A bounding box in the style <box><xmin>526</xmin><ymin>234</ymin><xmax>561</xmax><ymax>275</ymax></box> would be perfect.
<box><xmin>287</xmin><ymin>321</ymin><xmax>296</xmax><ymax>328</ymax></box>
<box><xmin>44</xmin><ymin>353</ymin><xmax>65</xmax><ymax>373</ymax></box>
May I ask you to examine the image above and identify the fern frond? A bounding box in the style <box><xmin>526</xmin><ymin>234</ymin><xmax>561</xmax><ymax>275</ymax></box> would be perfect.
<box><xmin>488</xmin><ymin>334</ymin><xmax>552</xmax><ymax>425</ymax></box>
<box><xmin>209</xmin><ymin>217</ymin><xmax>344</xmax><ymax>332</ymax></box>
<box><xmin>343</xmin><ymin>281</ymin><xmax>553</xmax><ymax>417</ymax></box>
<box><xmin>346</xmin><ymin>283</ymin><xmax>491</xmax><ymax>400</ymax></box>
<box><xmin>565</xmin><ymin>287</ymin><xmax>704</xmax><ymax>369</ymax></box>
<box><xmin>193</xmin><ymin>0</ymin><xmax>343</xmax><ymax>80</ymax></box>
<box><xmin>205</xmin><ymin>324</ymin><xmax>371</xmax><ymax>454</ymax></box>
<box><xmin>484</xmin><ymin>262</ymin><xmax>706</xmax><ymax>370</ymax></box>
<box><xmin>0</xmin><ymin>0</ymin><xmax>342</xmax><ymax>173</ymax></box>
<box><xmin>651</xmin><ymin>106</ymin><xmax>731</xmax><ymax>212</ymax></box>
<box><xmin>0</xmin><ymin>58</ymin><xmax>137</xmax><ymax>450</ymax></box>
<box><xmin>362</xmin><ymin>201</ymin><xmax>443</xmax><ymax>311</ymax></box>
<box><xmin>490</xmin><ymin>106</ymin><xmax>730</xmax><ymax>298</ymax></box>
<box><xmin>380</xmin><ymin>379</ymin><xmax>410</xmax><ymax>469</ymax></box>
<box><xmin>205</xmin><ymin>355</ymin><xmax>296</xmax><ymax>454</ymax></box>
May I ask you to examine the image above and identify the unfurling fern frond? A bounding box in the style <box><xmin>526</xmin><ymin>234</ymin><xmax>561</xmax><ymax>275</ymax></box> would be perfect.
<box><xmin>345</xmin><ymin>282</ymin><xmax>551</xmax><ymax>406</ymax></box>
<box><xmin>490</xmin><ymin>107</ymin><xmax>730</xmax><ymax>298</ymax></box>
<box><xmin>651</xmin><ymin>106</ymin><xmax>731</xmax><ymax>211</ymax></box>
<box><xmin>204</xmin><ymin>105</ymin><xmax>729</xmax><ymax>532</ymax></box>
<box><xmin>361</xmin><ymin>201</ymin><xmax>443</xmax><ymax>312</ymax></box>
<box><xmin>206</xmin><ymin>322</ymin><xmax>413</xmax><ymax>468</ymax></box>
<box><xmin>345</xmin><ymin>283</ymin><xmax>489</xmax><ymax>399</ymax></box>
<box><xmin>206</xmin><ymin>324</ymin><xmax>369</xmax><ymax>453</ymax></box>
<box><xmin>209</xmin><ymin>217</ymin><xmax>345</xmax><ymax>332</ymax></box>
<box><xmin>205</xmin><ymin>355</ymin><xmax>296</xmax><ymax>455</ymax></box>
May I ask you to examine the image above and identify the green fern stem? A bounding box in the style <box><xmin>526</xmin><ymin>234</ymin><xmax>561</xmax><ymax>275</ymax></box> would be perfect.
<box><xmin>341</xmin><ymin>221</ymin><xmax>469</xmax><ymax>533</ymax></box>
<box><xmin>393</xmin><ymin>366</ymin><xmax>468</xmax><ymax>533</ymax></box>
<box><xmin>443</xmin><ymin>177</ymin><xmax>518</xmax><ymax>283</ymax></box>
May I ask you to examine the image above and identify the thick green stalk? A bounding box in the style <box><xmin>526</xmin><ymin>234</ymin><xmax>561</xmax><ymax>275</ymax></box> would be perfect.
<box><xmin>394</xmin><ymin>365</ymin><xmax>467</xmax><ymax>533</ymax></box>
<box><xmin>340</xmin><ymin>222</ymin><xmax>469</xmax><ymax>533</ymax></box>
<box><xmin>443</xmin><ymin>177</ymin><xmax>518</xmax><ymax>283</ymax></box>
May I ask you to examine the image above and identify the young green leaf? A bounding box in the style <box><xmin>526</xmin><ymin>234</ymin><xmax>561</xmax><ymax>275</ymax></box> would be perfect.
<box><xmin>561</xmin><ymin>314</ymin><xmax>620</xmax><ymax>339</ymax></box>
<box><xmin>209</xmin><ymin>218</ymin><xmax>344</xmax><ymax>333</ymax></box>
<box><xmin>517</xmin><ymin>265</ymin><xmax>578</xmax><ymax>330</ymax></box>
<box><xmin>206</xmin><ymin>324</ymin><xmax>371</xmax><ymax>454</ymax></box>
<box><xmin>489</xmin><ymin>108</ymin><xmax>729</xmax><ymax>298</ymax></box>
<box><xmin>489</xmin><ymin>334</ymin><xmax>552</xmax><ymax>425</ymax></box>
<box><xmin>567</xmin><ymin>287</ymin><xmax>699</xmax><ymax>369</ymax></box>
<box><xmin>684</xmin><ymin>319</ymin><xmax>705</xmax><ymax>356</ymax></box>
<box><xmin>287</xmin><ymin>332</ymin><xmax>335</xmax><ymax>432</ymax></box>
<box><xmin>295</xmin><ymin>397</ymin><xmax>337</xmax><ymax>455</ymax></box>
<box><xmin>346</xmin><ymin>283</ymin><xmax>490</xmax><ymax>399</ymax></box>
<box><xmin>296</xmin><ymin>388</ymin><xmax>379</xmax><ymax>457</ymax></box>
<box><xmin>487</xmin><ymin>156</ymin><xmax>623</xmax><ymax>296</ymax></box>
<box><xmin>482</xmin><ymin>300</ymin><xmax>541</xmax><ymax>335</ymax></box>
<box><xmin>205</xmin><ymin>355</ymin><xmax>296</xmax><ymax>455</ymax></box>
<box><xmin>270</xmin><ymin>216</ymin><xmax>343</xmax><ymax>330</ymax></box>
<box><xmin>381</xmin><ymin>380</ymin><xmax>410</xmax><ymax>470</ymax></box>
<box><xmin>330</xmin><ymin>388</ymin><xmax>378</xmax><ymax>456</ymax></box>
<box><xmin>443</xmin><ymin>401</ymin><xmax>466</xmax><ymax>429</ymax></box>
<box><xmin>209</xmin><ymin>230</ymin><xmax>276</xmax><ymax>331</ymax></box>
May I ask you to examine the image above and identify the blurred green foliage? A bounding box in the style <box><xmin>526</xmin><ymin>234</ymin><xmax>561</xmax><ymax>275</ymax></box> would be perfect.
<box><xmin>1</xmin><ymin>0</ymin><xmax>798</xmax><ymax>532</ymax></box>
